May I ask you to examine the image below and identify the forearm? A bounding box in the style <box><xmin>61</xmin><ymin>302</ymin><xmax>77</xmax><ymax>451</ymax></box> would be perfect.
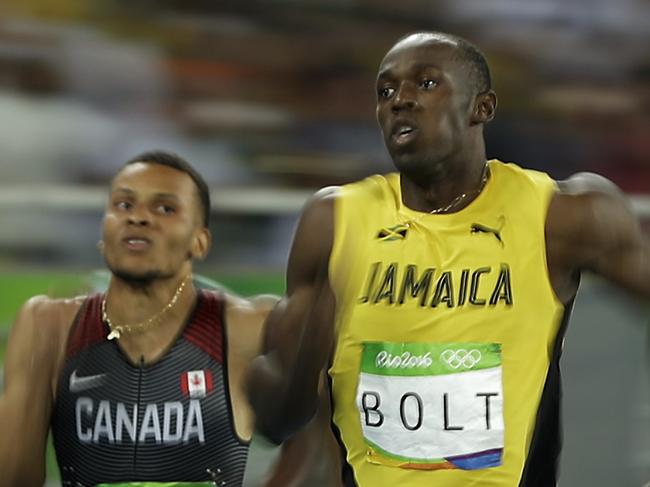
<box><xmin>248</xmin><ymin>354</ymin><xmax>320</xmax><ymax>443</ymax></box>
<box><xmin>0</xmin><ymin>397</ymin><xmax>47</xmax><ymax>486</ymax></box>
<box><xmin>265</xmin><ymin>391</ymin><xmax>342</xmax><ymax>487</ymax></box>
<box><xmin>250</xmin><ymin>190</ymin><xmax>337</xmax><ymax>442</ymax></box>
<box><xmin>248</xmin><ymin>331</ymin><xmax>328</xmax><ymax>441</ymax></box>
<box><xmin>249</xmin><ymin>287</ymin><xmax>334</xmax><ymax>442</ymax></box>
<box><xmin>268</xmin><ymin>373</ymin><xmax>342</xmax><ymax>487</ymax></box>
<box><xmin>0</xmin><ymin>297</ymin><xmax>62</xmax><ymax>485</ymax></box>
<box><xmin>0</xmin><ymin>454</ymin><xmax>45</xmax><ymax>487</ymax></box>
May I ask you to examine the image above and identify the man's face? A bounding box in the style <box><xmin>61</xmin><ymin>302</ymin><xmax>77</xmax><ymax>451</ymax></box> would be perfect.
<box><xmin>101</xmin><ymin>162</ymin><xmax>208</xmax><ymax>283</ymax></box>
<box><xmin>376</xmin><ymin>37</ymin><xmax>476</xmax><ymax>180</ymax></box>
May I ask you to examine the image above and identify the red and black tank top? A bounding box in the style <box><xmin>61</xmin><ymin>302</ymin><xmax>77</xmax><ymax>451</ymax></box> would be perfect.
<box><xmin>51</xmin><ymin>290</ymin><xmax>249</xmax><ymax>486</ymax></box>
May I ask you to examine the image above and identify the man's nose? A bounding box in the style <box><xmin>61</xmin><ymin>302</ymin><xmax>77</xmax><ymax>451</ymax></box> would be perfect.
<box><xmin>392</xmin><ymin>82</ymin><xmax>418</xmax><ymax>111</ymax></box>
<box><xmin>127</xmin><ymin>207</ymin><xmax>151</xmax><ymax>226</ymax></box>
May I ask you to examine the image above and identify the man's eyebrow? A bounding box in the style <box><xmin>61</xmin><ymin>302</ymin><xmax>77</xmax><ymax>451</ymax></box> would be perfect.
<box><xmin>152</xmin><ymin>193</ymin><xmax>180</xmax><ymax>201</ymax></box>
<box><xmin>412</xmin><ymin>62</ymin><xmax>442</xmax><ymax>72</ymax></box>
<box><xmin>111</xmin><ymin>187</ymin><xmax>135</xmax><ymax>196</ymax></box>
<box><xmin>377</xmin><ymin>68</ymin><xmax>393</xmax><ymax>80</ymax></box>
<box><xmin>111</xmin><ymin>188</ymin><xmax>180</xmax><ymax>201</ymax></box>
<box><xmin>377</xmin><ymin>62</ymin><xmax>442</xmax><ymax>80</ymax></box>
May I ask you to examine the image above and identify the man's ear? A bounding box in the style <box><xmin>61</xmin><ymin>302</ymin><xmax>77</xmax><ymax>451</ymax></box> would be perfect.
<box><xmin>471</xmin><ymin>90</ymin><xmax>497</xmax><ymax>125</ymax></box>
<box><xmin>189</xmin><ymin>228</ymin><xmax>212</xmax><ymax>261</ymax></box>
<box><xmin>97</xmin><ymin>240</ymin><xmax>105</xmax><ymax>254</ymax></box>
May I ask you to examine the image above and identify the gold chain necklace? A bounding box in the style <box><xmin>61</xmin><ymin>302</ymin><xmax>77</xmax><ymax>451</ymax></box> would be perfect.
<box><xmin>102</xmin><ymin>275</ymin><xmax>190</xmax><ymax>340</ymax></box>
<box><xmin>403</xmin><ymin>164</ymin><xmax>490</xmax><ymax>226</ymax></box>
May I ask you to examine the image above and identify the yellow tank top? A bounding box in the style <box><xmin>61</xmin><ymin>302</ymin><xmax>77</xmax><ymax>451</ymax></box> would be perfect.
<box><xmin>329</xmin><ymin>160</ymin><xmax>565</xmax><ymax>486</ymax></box>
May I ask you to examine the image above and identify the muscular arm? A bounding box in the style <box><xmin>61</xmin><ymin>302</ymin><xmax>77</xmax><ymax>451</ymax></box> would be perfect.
<box><xmin>265</xmin><ymin>374</ymin><xmax>342</xmax><ymax>487</ymax></box>
<box><xmin>0</xmin><ymin>297</ymin><xmax>71</xmax><ymax>486</ymax></box>
<box><xmin>546</xmin><ymin>173</ymin><xmax>650</xmax><ymax>302</ymax></box>
<box><xmin>226</xmin><ymin>289</ymin><xmax>341</xmax><ymax>486</ymax></box>
<box><xmin>247</xmin><ymin>187</ymin><xmax>338</xmax><ymax>443</ymax></box>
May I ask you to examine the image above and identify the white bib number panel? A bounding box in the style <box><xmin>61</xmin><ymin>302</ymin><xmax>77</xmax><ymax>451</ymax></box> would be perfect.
<box><xmin>356</xmin><ymin>342</ymin><xmax>504</xmax><ymax>470</ymax></box>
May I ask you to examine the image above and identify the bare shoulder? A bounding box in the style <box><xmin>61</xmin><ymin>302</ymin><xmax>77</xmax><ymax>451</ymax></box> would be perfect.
<box><xmin>298</xmin><ymin>185</ymin><xmax>341</xmax><ymax>237</ymax></box>
<box><xmin>226</xmin><ymin>294</ymin><xmax>280</xmax><ymax>350</ymax></box>
<box><xmin>300</xmin><ymin>186</ymin><xmax>340</xmax><ymax>222</ymax></box>
<box><xmin>12</xmin><ymin>295</ymin><xmax>84</xmax><ymax>341</ymax></box>
<box><xmin>225</xmin><ymin>292</ymin><xmax>280</xmax><ymax>322</ymax></box>
<box><xmin>548</xmin><ymin>172</ymin><xmax>636</xmax><ymax>244</ymax></box>
<box><xmin>286</xmin><ymin>186</ymin><xmax>341</xmax><ymax>292</ymax></box>
<box><xmin>547</xmin><ymin>172</ymin><xmax>643</xmax><ymax>275</ymax></box>
<box><xmin>556</xmin><ymin>172</ymin><xmax>624</xmax><ymax>197</ymax></box>
<box><xmin>223</xmin><ymin>293</ymin><xmax>280</xmax><ymax>365</ymax></box>
<box><xmin>5</xmin><ymin>295</ymin><xmax>84</xmax><ymax>386</ymax></box>
<box><xmin>296</xmin><ymin>186</ymin><xmax>341</xmax><ymax>234</ymax></box>
<box><xmin>312</xmin><ymin>185</ymin><xmax>341</xmax><ymax>201</ymax></box>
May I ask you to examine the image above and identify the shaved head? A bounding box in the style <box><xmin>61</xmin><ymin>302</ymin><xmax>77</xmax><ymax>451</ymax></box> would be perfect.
<box><xmin>388</xmin><ymin>32</ymin><xmax>492</xmax><ymax>95</ymax></box>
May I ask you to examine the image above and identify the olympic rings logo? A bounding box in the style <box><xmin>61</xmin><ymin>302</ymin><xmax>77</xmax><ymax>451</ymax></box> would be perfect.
<box><xmin>440</xmin><ymin>349</ymin><xmax>482</xmax><ymax>369</ymax></box>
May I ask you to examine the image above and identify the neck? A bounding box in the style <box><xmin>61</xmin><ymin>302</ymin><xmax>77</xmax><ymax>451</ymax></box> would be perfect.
<box><xmin>400</xmin><ymin>145</ymin><xmax>488</xmax><ymax>214</ymax></box>
<box><xmin>104</xmin><ymin>272</ymin><xmax>196</xmax><ymax>334</ymax></box>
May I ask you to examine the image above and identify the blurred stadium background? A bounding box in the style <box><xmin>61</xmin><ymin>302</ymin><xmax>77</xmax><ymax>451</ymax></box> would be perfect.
<box><xmin>0</xmin><ymin>0</ymin><xmax>648</xmax><ymax>485</ymax></box>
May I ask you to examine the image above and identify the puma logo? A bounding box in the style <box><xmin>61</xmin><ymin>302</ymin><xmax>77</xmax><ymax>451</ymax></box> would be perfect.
<box><xmin>471</xmin><ymin>216</ymin><xmax>505</xmax><ymax>246</ymax></box>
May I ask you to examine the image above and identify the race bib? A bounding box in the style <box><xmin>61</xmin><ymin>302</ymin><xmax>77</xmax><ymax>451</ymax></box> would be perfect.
<box><xmin>356</xmin><ymin>342</ymin><xmax>504</xmax><ymax>470</ymax></box>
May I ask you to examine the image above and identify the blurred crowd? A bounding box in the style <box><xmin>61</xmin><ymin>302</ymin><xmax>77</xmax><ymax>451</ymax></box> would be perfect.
<box><xmin>0</xmin><ymin>0</ymin><xmax>648</xmax><ymax>270</ymax></box>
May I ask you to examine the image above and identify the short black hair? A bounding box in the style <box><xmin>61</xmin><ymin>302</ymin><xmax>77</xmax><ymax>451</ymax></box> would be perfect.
<box><xmin>393</xmin><ymin>32</ymin><xmax>492</xmax><ymax>94</ymax></box>
<box><xmin>120</xmin><ymin>150</ymin><xmax>211</xmax><ymax>228</ymax></box>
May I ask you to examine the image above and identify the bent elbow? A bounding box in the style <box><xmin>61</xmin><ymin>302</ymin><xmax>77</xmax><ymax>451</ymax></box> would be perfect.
<box><xmin>254</xmin><ymin>402</ymin><xmax>319</xmax><ymax>445</ymax></box>
<box><xmin>255</xmin><ymin>422</ymin><xmax>291</xmax><ymax>446</ymax></box>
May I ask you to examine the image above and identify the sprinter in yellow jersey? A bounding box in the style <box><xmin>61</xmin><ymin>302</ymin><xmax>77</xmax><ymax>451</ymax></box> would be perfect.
<box><xmin>248</xmin><ymin>32</ymin><xmax>650</xmax><ymax>486</ymax></box>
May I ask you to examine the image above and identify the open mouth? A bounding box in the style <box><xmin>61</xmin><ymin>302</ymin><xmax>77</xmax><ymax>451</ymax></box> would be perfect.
<box><xmin>390</xmin><ymin>121</ymin><xmax>418</xmax><ymax>145</ymax></box>
<box><xmin>122</xmin><ymin>237</ymin><xmax>151</xmax><ymax>251</ymax></box>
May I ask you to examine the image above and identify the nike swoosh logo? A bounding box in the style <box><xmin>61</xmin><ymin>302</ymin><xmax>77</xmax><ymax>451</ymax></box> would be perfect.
<box><xmin>69</xmin><ymin>369</ymin><xmax>107</xmax><ymax>393</ymax></box>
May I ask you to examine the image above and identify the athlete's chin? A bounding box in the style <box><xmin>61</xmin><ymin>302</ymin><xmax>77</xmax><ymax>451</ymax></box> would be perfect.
<box><xmin>105</xmin><ymin>259</ymin><xmax>167</xmax><ymax>286</ymax></box>
<box><xmin>391</xmin><ymin>146</ymin><xmax>453</xmax><ymax>177</ymax></box>
<box><xmin>116</xmin><ymin>269</ymin><xmax>165</xmax><ymax>285</ymax></box>
<box><xmin>391</xmin><ymin>153</ymin><xmax>431</xmax><ymax>177</ymax></box>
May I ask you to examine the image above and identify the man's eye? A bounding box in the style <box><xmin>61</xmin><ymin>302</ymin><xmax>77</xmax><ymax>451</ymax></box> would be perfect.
<box><xmin>115</xmin><ymin>201</ymin><xmax>131</xmax><ymax>210</ymax></box>
<box><xmin>420</xmin><ymin>79</ymin><xmax>438</xmax><ymax>89</ymax></box>
<box><xmin>378</xmin><ymin>87</ymin><xmax>395</xmax><ymax>99</ymax></box>
<box><xmin>157</xmin><ymin>205</ymin><xmax>176</xmax><ymax>214</ymax></box>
